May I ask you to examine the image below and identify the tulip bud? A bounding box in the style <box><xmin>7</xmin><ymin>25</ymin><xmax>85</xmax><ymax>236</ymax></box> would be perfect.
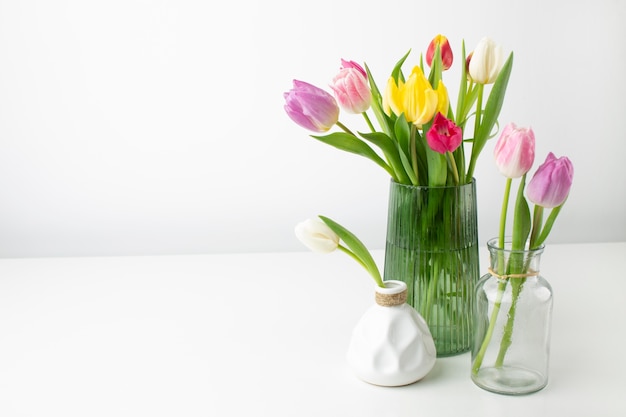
<box><xmin>493</xmin><ymin>123</ymin><xmax>536</xmax><ymax>178</ymax></box>
<box><xmin>426</xmin><ymin>112</ymin><xmax>462</xmax><ymax>154</ymax></box>
<box><xmin>527</xmin><ymin>153</ymin><xmax>574</xmax><ymax>208</ymax></box>
<box><xmin>330</xmin><ymin>60</ymin><xmax>372</xmax><ymax>114</ymax></box>
<box><xmin>284</xmin><ymin>80</ymin><xmax>340</xmax><ymax>132</ymax></box>
<box><xmin>468</xmin><ymin>37</ymin><xmax>504</xmax><ymax>84</ymax></box>
<box><xmin>426</xmin><ymin>34</ymin><xmax>453</xmax><ymax>70</ymax></box>
<box><xmin>295</xmin><ymin>218</ymin><xmax>340</xmax><ymax>254</ymax></box>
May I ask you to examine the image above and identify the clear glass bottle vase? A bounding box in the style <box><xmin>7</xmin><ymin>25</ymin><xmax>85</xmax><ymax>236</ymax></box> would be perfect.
<box><xmin>471</xmin><ymin>238</ymin><xmax>553</xmax><ymax>395</ymax></box>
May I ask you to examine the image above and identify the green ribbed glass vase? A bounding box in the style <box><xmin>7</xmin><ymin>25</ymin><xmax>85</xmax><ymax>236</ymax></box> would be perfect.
<box><xmin>383</xmin><ymin>179</ymin><xmax>479</xmax><ymax>356</ymax></box>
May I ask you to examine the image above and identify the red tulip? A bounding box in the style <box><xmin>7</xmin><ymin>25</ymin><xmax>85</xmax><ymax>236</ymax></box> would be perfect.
<box><xmin>426</xmin><ymin>34</ymin><xmax>453</xmax><ymax>71</ymax></box>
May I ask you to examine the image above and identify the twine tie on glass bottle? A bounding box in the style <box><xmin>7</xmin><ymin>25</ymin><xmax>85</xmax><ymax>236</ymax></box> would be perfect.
<box><xmin>486</xmin><ymin>268</ymin><xmax>539</xmax><ymax>279</ymax></box>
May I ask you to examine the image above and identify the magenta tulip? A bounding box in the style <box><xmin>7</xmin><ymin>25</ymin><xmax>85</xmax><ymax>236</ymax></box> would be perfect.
<box><xmin>426</xmin><ymin>112</ymin><xmax>462</xmax><ymax>154</ymax></box>
<box><xmin>493</xmin><ymin>123</ymin><xmax>536</xmax><ymax>178</ymax></box>
<box><xmin>527</xmin><ymin>152</ymin><xmax>574</xmax><ymax>208</ymax></box>
<box><xmin>330</xmin><ymin>60</ymin><xmax>372</xmax><ymax>114</ymax></box>
<box><xmin>284</xmin><ymin>80</ymin><xmax>339</xmax><ymax>132</ymax></box>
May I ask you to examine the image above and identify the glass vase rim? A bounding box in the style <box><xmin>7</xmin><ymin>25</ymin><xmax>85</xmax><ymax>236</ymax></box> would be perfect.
<box><xmin>486</xmin><ymin>237</ymin><xmax>545</xmax><ymax>254</ymax></box>
<box><xmin>389</xmin><ymin>177</ymin><xmax>476</xmax><ymax>190</ymax></box>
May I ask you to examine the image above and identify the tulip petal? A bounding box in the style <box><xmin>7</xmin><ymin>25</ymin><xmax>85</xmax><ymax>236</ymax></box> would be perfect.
<box><xmin>295</xmin><ymin>218</ymin><xmax>339</xmax><ymax>254</ymax></box>
<box><xmin>527</xmin><ymin>153</ymin><xmax>574</xmax><ymax>208</ymax></box>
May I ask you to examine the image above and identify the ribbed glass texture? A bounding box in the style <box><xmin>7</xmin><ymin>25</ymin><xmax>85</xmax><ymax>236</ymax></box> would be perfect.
<box><xmin>383</xmin><ymin>179</ymin><xmax>479</xmax><ymax>356</ymax></box>
<box><xmin>471</xmin><ymin>238</ymin><xmax>553</xmax><ymax>395</ymax></box>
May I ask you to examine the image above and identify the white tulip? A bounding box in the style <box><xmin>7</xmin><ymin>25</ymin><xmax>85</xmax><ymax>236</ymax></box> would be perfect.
<box><xmin>468</xmin><ymin>37</ymin><xmax>504</xmax><ymax>84</ymax></box>
<box><xmin>295</xmin><ymin>218</ymin><xmax>340</xmax><ymax>254</ymax></box>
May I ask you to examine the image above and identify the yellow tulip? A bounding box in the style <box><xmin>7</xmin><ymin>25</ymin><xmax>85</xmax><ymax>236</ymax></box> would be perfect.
<box><xmin>383</xmin><ymin>66</ymin><xmax>438</xmax><ymax>126</ymax></box>
<box><xmin>435</xmin><ymin>80</ymin><xmax>449</xmax><ymax>116</ymax></box>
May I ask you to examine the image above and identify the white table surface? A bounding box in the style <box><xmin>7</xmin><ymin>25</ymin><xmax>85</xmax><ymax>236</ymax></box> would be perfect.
<box><xmin>0</xmin><ymin>242</ymin><xmax>625</xmax><ymax>417</ymax></box>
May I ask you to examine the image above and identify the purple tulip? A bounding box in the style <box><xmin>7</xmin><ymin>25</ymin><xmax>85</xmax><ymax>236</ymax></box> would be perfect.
<box><xmin>527</xmin><ymin>152</ymin><xmax>574</xmax><ymax>208</ymax></box>
<box><xmin>330</xmin><ymin>61</ymin><xmax>372</xmax><ymax>114</ymax></box>
<box><xmin>284</xmin><ymin>80</ymin><xmax>339</xmax><ymax>132</ymax></box>
<box><xmin>426</xmin><ymin>112</ymin><xmax>462</xmax><ymax>154</ymax></box>
<box><xmin>493</xmin><ymin>123</ymin><xmax>536</xmax><ymax>178</ymax></box>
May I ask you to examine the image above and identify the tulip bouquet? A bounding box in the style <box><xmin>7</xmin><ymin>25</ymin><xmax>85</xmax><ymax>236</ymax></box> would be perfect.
<box><xmin>471</xmin><ymin>122</ymin><xmax>574</xmax><ymax>375</ymax></box>
<box><xmin>285</xmin><ymin>35</ymin><xmax>516</xmax><ymax>355</ymax></box>
<box><xmin>284</xmin><ymin>35</ymin><xmax>513</xmax><ymax>187</ymax></box>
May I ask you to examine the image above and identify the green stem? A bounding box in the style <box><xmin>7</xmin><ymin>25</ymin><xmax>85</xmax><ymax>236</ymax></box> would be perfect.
<box><xmin>464</xmin><ymin>84</ymin><xmax>484</xmax><ymax>183</ymax></box>
<box><xmin>494</xmin><ymin>176</ymin><xmax>530</xmax><ymax>366</ymax></box>
<box><xmin>529</xmin><ymin>205</ymin><xmax>544</xmax><ymax>249</ymax></box>
<box><xmin>533</xmin><ymin>204</ymin><xmax>564</xmax><ymax>248</ymax></box>
<box><xmin>472</xmin><ymin>279</ymin><xmax>507</xmax><ymax>374</ymax></box>
<box><xmin>473</xmin><ymin>85</ymin><xmax>484</xmax><ymax>144</ymax></box>
<box><xmin>423</xmin><ymin>253</ymin><xmax>440</xmax><ymax>323</ymax></box>
<box><xmin>453</xmin><ymin>146</ymin><xmax>466</xmax><ymax>185</ymax></box>
<box><xmin>446</xmin><ymin>151</ymin><xmax>460</xmax><ymax>185</ymax></box>
<box><xmin>362</xmin><ymin>112</ymin><xmax>376</xmax><ymax>133</ymax></box>
<box><xmin>495</xmin><ymin>278</ymin><xmax>524</xmax><ymax>367</ymax></box>
<box><xmin>336</xmin><ymin>120</ymin><xmax>356</xmax><ymax>136</ymax></box>
<box><xmin>337</xmin><ymin>244</ymin><xmax>384</xmax><ymax>288</ymax></box>
<box><xmin>337</xmin><ymin>244</ymin><xmax>366</xmax><ymax>269</ymax></box>
<box><xmin>472</xmin><ymin>178</ymin><xmax>512</xmax><ymax>374</ymax></box>
<box><xmin>499</xmin><ymin>178</ymin><xmax>512</xmax><ymax>250</ymax></box>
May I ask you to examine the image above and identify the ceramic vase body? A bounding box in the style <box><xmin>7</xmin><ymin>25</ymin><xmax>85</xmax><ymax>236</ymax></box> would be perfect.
<box><xmin>383</xmin><ymin>179</ymin><xmax>479</xmax><ymax>356</ymax></box>
<box><xmin>471</xmin><ymin>238</ymin><xmax>553</xmax><ymax>395</ymax></box>
<box><xmin>347</xmin><ymin>280</ymin><xmax>437</xmax><ymax>387</ymax></box>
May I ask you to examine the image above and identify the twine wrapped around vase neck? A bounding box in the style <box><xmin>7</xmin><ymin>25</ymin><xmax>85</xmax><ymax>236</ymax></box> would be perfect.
<box><xmin>487</xmin><ymin>268</ymin><xmax>539</xmax><ymax>279</ymax></box>
<box><xmin>375</xmin><ymin>288</ymin><xmax>407</xmax><ymax>307</ymax></box>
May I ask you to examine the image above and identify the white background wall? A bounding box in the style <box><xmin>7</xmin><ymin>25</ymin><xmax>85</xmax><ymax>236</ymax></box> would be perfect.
<box><xmin>0</xmin><ymin>0</ymin><xmax>624</xmax><ymax>258</ymax></box>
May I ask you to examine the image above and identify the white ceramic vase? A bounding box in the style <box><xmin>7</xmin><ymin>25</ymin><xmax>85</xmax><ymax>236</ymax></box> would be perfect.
<box><xmin>347</xmin><ymin>280</ymin><xmax>436</xmax><ymax>386</ymax></box>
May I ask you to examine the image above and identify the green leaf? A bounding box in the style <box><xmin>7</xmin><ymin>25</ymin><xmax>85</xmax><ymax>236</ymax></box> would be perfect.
<box><xmin>391</xmin><ymin>49</ymin><xmax>412</xmax><ymax>83</ymax></box>
<box><xmin>396</xmin><ymin>142</ymin><xmax>418</xmax><ymax>185</ymax></box>
<box><xmin>455</xmin><ymin>40</ymin><xmax>468</xmax><ymax>126</ymax></box>
<box><xmin>311</xmin><ymin>132</ymin><xmax>396</xmax><ymax>179</ymax></box>
<box><xmin>473</xmin><ymin>52</ymin><xmax>514</xmax><ymax>157</ymax></box>
<box><xmin>425</xmin><ymin>144</ymin><xmax>447</xmax><ymax>187</ymax></box>
<box><xmin>458</xmin><ymin>86</ymin><xmax>479</xmax><ymax>129</ymax></box>
<box><xmin>359</xmin><ymin>131</ymin><xmax>410</xmax><ymax>184</ymax></box>
<box><xmin>364</xmin><ymin>63</ymin><xmax>394</xmax><ymax>137</ymax></box>
<box><xmin>533</xmin><ymin>203</ymin><xmax>565</xmax><ymax>248</ymax></box>
<box><xmin>318</xmin><ymin>215</ymin><xmax>384</xmax><ymax>287</ymax></box>
<box><xmin>394</xmin><ymin>113</ymin><xmax>411</xmax><ymax>156</ymax></box>
<box><xmin>427</xmin><ymin>43</ymin><xmax>442</xmax><ymax>89</ymax></box>
<box><xmin>512</xmin><ymin>175</ymin><xmax>531</xmax><ymax>250</ymax></box>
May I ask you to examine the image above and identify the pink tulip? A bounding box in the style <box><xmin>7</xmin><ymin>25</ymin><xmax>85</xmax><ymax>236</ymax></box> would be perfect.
<box><xmin>330</xmin><ymin>60</ymin><xmax>372</xmax><ymax>114</ymax></box>
<box><xmin>527</xmin><ymin>153</ymin><xmax>574</xmax><ymax>208</ymax></box>
<box><xmin>339</xmin><ymin>59</ymin><xmax>367</xmax><ymax>79</ymax></box>
<box><xmin>426</xmin><ymin>34</ymin><xmax>454</xmax><ymax>71</ymax></box>
<box><xmin>426</xmin><ymin>112</ymin><xmax>462</xmax><ymax>154</ymax></box>
<box><xmin>493</xmin><ymin>123</ymin><xmax>535</xmax><ymax>178</ymax></box>
<box><xmin>284</xmin><ymin>80</ymin><xmax>339</xmax><ymax>132</ymax></box>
